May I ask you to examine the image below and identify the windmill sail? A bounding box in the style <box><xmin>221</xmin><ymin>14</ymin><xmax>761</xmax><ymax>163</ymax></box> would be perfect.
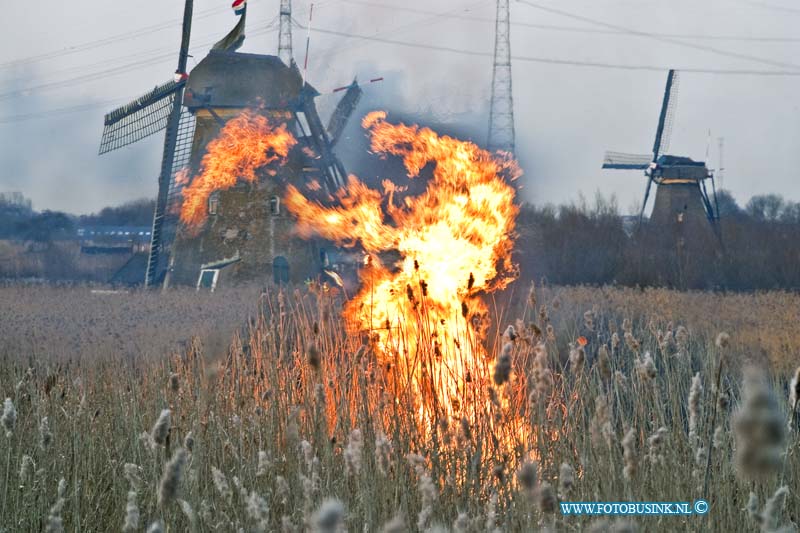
<box><xmin>95</xmin><ymin>0</ymin><xmax>194</xmax><ymax>287</ymax></box>
<box><xmin>659</xmin><ymin>71</ymin><xmax>680</xmax><ymax>157</ymax></box>
<box><xmin>166</xmin><ymin>108</ymin><xmax>197</xmax><ymax>215</ymax></box>
<box><xmin>326</xmin><ymin>81</ymin><xmax>362</xmax><ymax>146</ymax></box>
<box><xmin>153</xmin><ymin>107</ymin><xmax>197</xmax><ymax>286</ymax></box>
<box><xmin>146</xmin><ymin>0</ymin><xmax>194</xmax><ymax>287</ymax></box>
<box><xmin>652</xmin><ymin>69</ymin><xmax>679</xmax><ymax>160</ymax></box>
<box><xmin>98</xmin><ymin>80</ymin><xmax>183</xmax><ymax>154</ymax></box>
<box><xmin>602</xmin><ymin>151</ymin><xmax>652</xmax><ymax>170</ymax></box>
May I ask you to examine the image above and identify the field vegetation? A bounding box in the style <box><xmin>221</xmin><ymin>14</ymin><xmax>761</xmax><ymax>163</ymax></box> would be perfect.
<box><xmin>0</xmin><ymin>284</ymin><xmax>798</xmax><ymax>532</ymax></box>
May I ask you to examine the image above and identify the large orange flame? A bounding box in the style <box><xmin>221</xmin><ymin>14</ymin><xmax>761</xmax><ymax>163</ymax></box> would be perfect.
<box><xmin>179</xmin><ymin>110</ymin><xmax>297</xmax><ymax>230</ymax></box>
<box><xmin>285</xmin><ymin>111</ymin><xmax>520</xmax><ymax>415</ymax></box>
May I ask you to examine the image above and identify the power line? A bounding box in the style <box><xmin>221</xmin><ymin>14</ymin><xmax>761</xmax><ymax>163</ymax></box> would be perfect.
<box><xmin>3</xmin><ymin>0</ymin><xmax>482</xmax><ymax>110</ymax></box>
<box><xmin>292</xmin><ymin>0</ymin><xmax>490</xmax><ymax>60</ymax></box>
<box><xmin>0</xmin><ymin>5</ymin><xmax>231</xmax><ymax>71</ymax></box>
<box><xmin>4</xmin><ymin>23</ymin><xmax>799</xmax><ymax>111</ymax></box>
<box><xmin>0</xmin><ymin>99</ymin><xmax>133</xmax><ymax>124</ymax></box>
<box><xmin>515</xmin><ymin>0</ymin><xmax>800</xmax><ymax>72</ymax></box>
<box><xmin>734</xmin><ymin>0</ymin><xmax>800</xmax><ymax>15</ymax></box>
<box><xmin>341</xmin><ymin>0</ymin><xmax>800</xmax><ymax>43</ymax></box>
<box><xmin>302</xmin><ymin>26</ymin><xmax>800</xmax><ymax>76</ymax></box>
<box><xmin>4</xmin><ymin>2</ymin><xmax>800</xmax><ymax>117</ymax></box>
<box><xmin>0</xmin><ymin>24</ymin><xmax>280</xmax><ymax>102</ymax></box>
<box><xmin>1</xmin><ymin>1</ymin><xmax>488</xmax><ymax>118</ymax></box>
<box><xmin>3</xmin><ymin>20</ymin><xmax>279</xmax><ymax>89</ymax></box>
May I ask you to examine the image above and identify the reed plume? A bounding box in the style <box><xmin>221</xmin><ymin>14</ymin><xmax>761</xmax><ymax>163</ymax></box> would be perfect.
<box><xmin>151</xmin><ymin>409</ymin><xmax>171</xmax><ymax>446</ymax></box>
<box><xmin>1</xmin><ymin>398</ymin><xmax>16</xmax><ymax>437</ymax></box>
<box><xmin>313</xmin><ymin>498</ymin><xmax>345</xmax><ymax>533</ymax></box>
<box><xmin>733</xmin><ymin>368</ymin><xmax>786</xmax><ymax>480</ymax></box>
<box><xmin>122</xmin><ymin>490</ymin><xmax>139</xmax><ymax>532</ymax></box>
<box><xmin>158</xmin><ymin>447</ymin><xmax>188</xmax><ymax>506</ymax></box>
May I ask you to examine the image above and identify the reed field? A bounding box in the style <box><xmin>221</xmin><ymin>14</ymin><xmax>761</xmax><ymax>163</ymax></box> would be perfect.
<box><xmin>0</xmin><ymin>283</ymin><xmax>798</xmax><ymax>532</ymax></box>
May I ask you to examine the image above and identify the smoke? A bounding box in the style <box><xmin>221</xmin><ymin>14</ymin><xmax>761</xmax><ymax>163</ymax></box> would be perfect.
<box><xmin>317</xmin><ymin>60</ymin><xmax>496</xmax><ymax>193</ymax></box>
<box><xmin>3</xmin><ymin>0</ymin><xmax>799</xmax><ymax>215</ymax></box>
<box><xmin>0</xmin><ymin>63</ymin><xmax>161</xmax><ymax>214</ymax></box>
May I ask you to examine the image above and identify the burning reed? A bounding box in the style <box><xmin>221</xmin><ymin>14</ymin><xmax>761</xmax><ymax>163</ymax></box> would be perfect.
<box><xmin>0</xmin><ymin>285</ymin><xmax>798</xmax><ymax>531</ymax></box>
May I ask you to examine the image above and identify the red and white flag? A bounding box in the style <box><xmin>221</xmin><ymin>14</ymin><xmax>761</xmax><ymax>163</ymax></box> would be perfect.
<box><xmin>232</xmin><ymin>0</ymin><xmax>246</xmax><ymax>15</ymax></box>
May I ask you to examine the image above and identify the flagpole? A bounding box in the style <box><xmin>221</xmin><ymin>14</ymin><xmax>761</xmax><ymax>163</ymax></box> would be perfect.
<box><xmin>302</xmin><ymin>3</ymin><xmax>314</xmax><ymax>87</ymax></box>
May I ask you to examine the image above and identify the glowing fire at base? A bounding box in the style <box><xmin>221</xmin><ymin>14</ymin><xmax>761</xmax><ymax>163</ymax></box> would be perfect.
<box><xmin>180</xmin><ymin>110</ymin><xmax>297</xmax><ymax>231</ymax></box>
<box><xmin>286</xmin><ymin>111</ymin><xmax>521</xmax><ymax>415</ymax></box>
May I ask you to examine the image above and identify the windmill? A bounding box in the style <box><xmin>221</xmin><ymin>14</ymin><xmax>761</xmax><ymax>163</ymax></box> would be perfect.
<box><xmin>99</xmin><ymin>0</ymin><xmax>362</xmax><ymax>288</ymax></box>
<box><xmin>601</xmin><ymin>70</ymin><xmax>720</xmax><ymax>241</ymax></box>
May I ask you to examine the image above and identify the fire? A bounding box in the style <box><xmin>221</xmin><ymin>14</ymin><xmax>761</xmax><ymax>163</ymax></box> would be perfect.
<box><xmin>285</xmin><ymin>111</ymin><xmax>520</xmax><ymax>415</ymax></box>
<box><xmin>179</xmin><ymin>110</ymin><xmax>296</xmax><ymax>230</ymax></box>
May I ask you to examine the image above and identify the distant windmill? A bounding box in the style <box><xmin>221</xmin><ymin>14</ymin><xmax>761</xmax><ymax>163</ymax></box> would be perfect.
<box><xmin>601</xmin><ymin>70</ymin><xmax>720</xmax><ymax>241</ymax></box>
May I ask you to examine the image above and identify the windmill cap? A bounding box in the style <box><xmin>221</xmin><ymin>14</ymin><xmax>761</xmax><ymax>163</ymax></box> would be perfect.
<box><xmin>656</xmin><ymin>155</ymin><xmax>706</xmax><ymax>167</ymax></box>
<box><xmin>184</xmin><ymin>50</ymin><xmax>318</xmax><ymax>110</ymax></box>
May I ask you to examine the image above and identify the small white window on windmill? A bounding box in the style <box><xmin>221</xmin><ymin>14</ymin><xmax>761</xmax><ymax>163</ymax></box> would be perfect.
<box><xmin>270</xmin><ymin>196</ymin><xmax>281</xmax><ymax>216</ymax></box>
<box><xmin>196</xmin><ymin>269</ymin><xmax>220</xmax><ymax>291</ymax></box>
<box><xmin>208</xmin><ymin>191</ymin><xmax>220</xmax><ymax>215</ymax></box>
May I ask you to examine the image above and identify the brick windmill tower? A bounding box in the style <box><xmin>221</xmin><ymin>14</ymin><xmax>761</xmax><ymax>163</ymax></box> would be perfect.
<box><xmin>99</xmin><ymin>0</ymin><xmax>362</xmax><ymax>288</ymax></box>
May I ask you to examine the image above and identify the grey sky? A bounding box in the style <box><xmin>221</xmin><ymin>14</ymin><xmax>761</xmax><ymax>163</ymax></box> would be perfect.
<box><xmin>1</xmin><ymin>0</ymin><xmax>798</xmax><ymax>215</ymax></box>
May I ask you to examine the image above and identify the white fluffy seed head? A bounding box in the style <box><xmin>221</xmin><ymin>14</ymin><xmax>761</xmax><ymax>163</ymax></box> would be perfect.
<box><xmin>1</xmin><ymin>398</ymin><xmax>16</xmax><ymax>437</ymax></box>
<box><xmin>746</xmin><ymin>492</ymin><xmax>761</xmax><ymax>523</ymax></box>
<box><xmin>715</xmin><ymin>332</ymin><xmax>730</xmax><ymax>349</ymax></box>
<box><xmin>647</xmin><ymin>427</ymin><xmax>669</xmax><ymax>465</ymax></box>
<box><xmin>212</xmin><ymin>467</ymin><xmax>232</xmax><ymax>503</ymax></box>
<box><xmin>597</xmin><ymin>344</ymin><xmax>612</xmax><ymax>381</ymax></box>
<box><xmin>762</xmin><ymin>486</ymin><xmax>790</xmax><ymax>531</ymax></box>
<box><xmin>569</xmin><ymin>345</ymin><xmax>585</xmax><ymax>372</ymax></box>
<box><xmin>622</xmin><ymin>428</ymin><xmax>638</xmax><ymax>480</ymax></box>
<box><xmin>532</xmin><ymin>344</ymin><xmax>553</xmax><ymax>399</ymax></box>
<box><xmin>381</xmin><ymin>514</ymin><xmax>406</xmax><ymax>533</ymax></box>
<box><xmin>558</xmin><ymin>463</ymin><xmax>575</xmax><ymax>497</ymax></box>
<box><xmin>39</xmin><ymin>417</ymin><xmax>53</xmax><ymax>450</ymax></box>
<box><xmin>257</xmin><ymin>450</ymin><xmax>270</xmax><ymax>477</ymax></box>
<box><xmin>313</xmin><ymin>498</ymin><xmax>345</xmax><ymax>533</ymax></box>
<box><xmin>493</xmin><ymin>343</ymin><xmax>513</xmax><ymax>386</ymax></box>
<box><xmin>789</xmin><ymin>366</ymin><xmax>800</xmax><ymax>411</ymax></box>
<box><xmin>634</xmin><ymin>353</ymin><xmax>656</xmax><ymax>381</ymax></box>
<box><xmin>19</xmin><ymin>455</ymin><xmax>34</xmax><ymax>484</ymax></box>
<box><xmin>344</xmin><ymin>429</ymin><xmax>364</xmax><ymax>476</ymax></box>
<box><xmin>46</xmin><ymin>478</ymin><xmax>67</xmax><ymax>533</ymax></box>
<box><xmin>375</xmin><ymin>433</ymin><xmax>393</xmax><ymax>475</ymax></box>
<box><xmin>151</xmin><ymin>409</ymin><xmax>171</xmax><ymax>446</ymax></box>
<box><xmin>146</xmin><ymin>520</ymin><xmax>164</xmax><ymax>533</ymax></box>
<box><xmin>158</xmin><ymin>447</ymin><xmax>188</xmax><ymax>507</ymax></box>
<box><xmin>122</xmin><ymin>490</ymin><xmax>139</xmax><ymax>532</ymax></box>
<box><xmin>733</xmin><ymin>368</ymin><xmax>786</xmax><ymax>480</ymax></box>
<box><xmin>123</xmin><ymin>463</ymin><xmax>142</xmax><ymax>491</ymax></box>
<box><xmin>688</xmin><ymin>372</ymin><xmax>703</xmax><ymax>444</ymax></box>
<box><xmin>183</xmin><ymin>431</ymin><xmax>194</xmax><ymax>452</ymax></box>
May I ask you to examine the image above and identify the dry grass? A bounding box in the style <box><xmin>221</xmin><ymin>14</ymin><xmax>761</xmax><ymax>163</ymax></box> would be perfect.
<box><xmin>0</xmin><ymin>285</ymin><xmax>260</xmax><ymax>363</ymax></box>
<box><xmin>0</xmin><ymin>283</ymin><xmax>798</xmax><ymax>532</ymax></box>
<box><xmin>530</xmin><ymin>285</ymin><xmax>800</xmax><ymax>373</ymax></box>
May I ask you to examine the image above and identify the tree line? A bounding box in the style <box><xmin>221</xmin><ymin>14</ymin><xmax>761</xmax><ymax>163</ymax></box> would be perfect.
<box><xmin>2</xmin><ymin>192</ymin><xmax>799</xmax><ymax>290</ymax></box>
<box><xmin>515</xmin><ymin>191</ymin><xmax>800</xmax><ymax>291</ymax></box>
<box><xmin>0</xmin><ymin>196</ymin><xmax>155</xmax><ymax>242</ymax></box>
